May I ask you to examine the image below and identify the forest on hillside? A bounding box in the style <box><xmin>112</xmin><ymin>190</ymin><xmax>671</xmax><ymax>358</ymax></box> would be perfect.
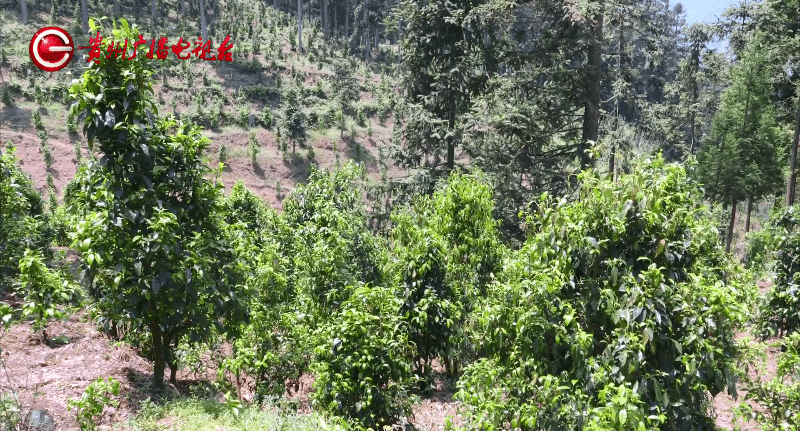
<box><xmin>1</xmin><ymin>0</ymin><xmax>800</xmax><ymax>430</ymax></box>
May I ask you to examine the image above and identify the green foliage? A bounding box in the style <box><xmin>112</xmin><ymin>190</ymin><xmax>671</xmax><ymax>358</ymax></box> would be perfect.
<box><xmin>67</xmin><ymin>377</ymin><xmax>120</xmax><ymax>431</ymax></box>
<box><xmin>261</xmin><ymin>106</ymin><xmax>274</xmax><ymax>129</ymax></box>
<box><xmin>311</xmin><ymin>286</ymin><xmax>417</xmax><ymax>430</ymax></box>
<box><xmin>389</xmin><ymin>171</ymin><xmax>504</xmax><ymax>378</ymax></box>
<box><xmin>0</xmin><ymin>391</ymin><xmax>22</xmax><ymax>431</ymax></box>
<box><xmin>283</xmin><ymin>162</ymin><xmax>386</xmax><ymax>311</ymax></box>
<box><xmin>68</xmin><ymin>18</ymin><xmax>249</xmax><ymax>387</ymax></box>
<box><xmin>456</xmin><ymin>156</ymin><xmax>747</xmax><ymax>431</ymax></box>
<box><xmin>759</xmin><ymin>205</ymin><xmax>800</xmax><ymax>338</ymax></box>
<box><xmin>0</xmin><ymin>146</ymin><xmax>48</xmax><ymax>289</ymax></box>
<box><xmin>223</xmin><ymin>180</ymin><xmax>273</xmax><ymax>239</ymax></box>
<box><xmin>330</xmin><ymin>59</ymin><xmax>359</xmax><ymax>135</ymax></box>
<box><xmin>281</xmin><ymin>85</ymin><xmax>306</xmax><ymax>151</ymax></box>
<box><xmin>18</xmin><ymin>249</ymin><xmax>74</xmax><ymax>343</ymax></box>
<box><xmin>248</xmin><ymin>132</ymin><xmax>259</xmax><ymax>165</ymax></box>
<box><xmin>743</xmin><ymin>209</ymin><xmax>782</xmax><ymax>272</ymax></box>
<box><xmin>221</xmin><ymin>237</ymin><xmax>303</xmax><ymax>401</ymax></box>
<box><xmin>218</xmin><ymin>144</ymin><xmax>228</xmax><ymax>164</ymax></box>
<box><xmin>390</xmin><ymin>216</ymin><xmax>455</xmax><ymax>377</ymax></box>
<box><xmin>696</xmin><ymin>35</ymin><xmax>784</xmax><ymax>208</ymax></box>
<box><xmin>734</xmin><ymin>334</ymin><xmax>800</xmax><ymax>430</ymax></box>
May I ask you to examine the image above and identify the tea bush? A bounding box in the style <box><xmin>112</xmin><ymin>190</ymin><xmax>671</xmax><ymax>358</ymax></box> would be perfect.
<box><xmin>456</xmin><ymin>156</ymin><xmax>746</xmax><ymax>431</ymax></box>
<box><xmin>282</xmin><ymin>163</ymin><xmax>386</xmax><ymax>311</ymax></box>
<box><xmin>0</xmin><ymin>146</ymin><xmax>49</xmax><ymax>288</ymax></box>
<box><xmin>734</xmin><ymin>334</ymin><xmax>800</xmax><ymax>430</ymax></box>
<box><xmin>758</xmin><ymin>205</ymin><xmax>800</xmax><ymax>338</ymax></box>
<box><xmin>311</xmin><ymin>285</ymin><xmax>417</xmax><ymax>430</ymax></box>
<box><xmin>18</xmin><ymin>248</ymin><xmax>75</xmax><ymax>343</ymax></box>
<box><xmin>388</xmin><ymin>171</ymin><xmax>504</xmax><ymax>379</ymax></box>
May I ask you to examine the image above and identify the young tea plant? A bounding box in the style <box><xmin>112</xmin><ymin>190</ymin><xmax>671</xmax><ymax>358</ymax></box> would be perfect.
<box><xmin>67</xmin><ymin>377</ymin><xmax>120</xmax><ymax>431</ymax></box>
<box><xmin>249</xmin><ymin>132</ymin><xmax>259</xmax><ymax>165</ymax></box>
<box><xmin>17</xmin><ymin>249</ymin><xmax>73</xmax><ymax>343</ymax></box>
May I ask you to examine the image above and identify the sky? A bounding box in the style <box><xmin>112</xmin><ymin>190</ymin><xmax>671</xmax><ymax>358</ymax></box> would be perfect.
<box><xmin>680</xmin><ymin>0</ymin><xmax>738</xmax><ymax>24</ymax></box>
<box><xmin>679</xmin><ymin>0</ymin><xmax>739</xmax><ymax>52</ymax></box>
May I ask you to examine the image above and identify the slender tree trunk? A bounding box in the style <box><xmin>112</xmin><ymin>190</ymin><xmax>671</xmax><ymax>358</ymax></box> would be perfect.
<box><xmin>334</xmin><ymin>3</ymin><xmax>338</xmax><ymax>37</ymax></box>
<box><xmin>80</xmin><ymin>0</ymin><xmax>89</xmax><ymax>33</ymax></box>
<box><xmin>151</xmin><ymin>0</ymin><xmax>158</xmax><ymax>26</ymax></box>
<box><xmin>18</xmin><ymin>0</ymin><xmax>27</xmax><ymax>24</ymax></box>
<box><xmin>374</xmin><ymin>27</ymin><xmax>379</xmax><ymax>51</ymax></box>
<box><xmin>166</xmin><ymin>346</ymin><xmax>178</xmax><ymax>384</ymax></box>
<box><xmin>150</xmin><ymin>321</ymin><xmax>166</xmax><ymax>388</ymax></box>
<box><xmin>787</xmin><ymin>106</ymin><xmax>800</xmax><ymax>206</ymax></box>
<box><xmin>398</xmin><ymin>18</ymin><xmax>403</xmax><ymax>64</ymax></box>
<box><xmin>323</xmin><ymin>0</ymin><xmax>328</xmax><ymax>37</ymax></box>
<box><xmin>580</xmin><ymin>12</ymin><xmax>603</xmax><ymax>171</ymax></box>
<box><xmin>179</xmin><ymin>0</ymin><xmax>185</xmax><ymax>15</ymax></box>
<box><xmin>365</xmin><ymin>26</ymin><xmax>372</xmax><ymax>61</ymax></box>
<box><xmin>447</xmin><ymin>105</ymin><xmax>455</xmax><ymax>172</ymax></box>
<box><xmin>199</xmin><ymin>0</ymin><xmax>208</xmax><ymax>40</ymax></box>
<box><xmin>345</xmin><ymin>3</ymin><xmax>349</xmax><ymax>39</ymax></box>
<box><xmin>745</xmin><ymin>197</ymin><xmax>753</xmax><ymax>233</ymax></box>
<box><xmin>273</xmin><ymin>0</ymin><xmax>277</xmax><ymax>10</ymax></box>
<box><xmin>726</xmin><ymin>200</ymin><xmax>737</xmax><ymax>253</ymax></box>
<box><xmin>297</xmin><ymin>0</ymin><xmax>303</xmax><ymax>53</ymax></box>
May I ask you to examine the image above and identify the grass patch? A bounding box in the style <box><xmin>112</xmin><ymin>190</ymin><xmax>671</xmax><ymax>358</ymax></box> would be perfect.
<box><xmin>121</xmin><ymin>397</ymin><xmax>345</xmax><ymax>431</ymax></box>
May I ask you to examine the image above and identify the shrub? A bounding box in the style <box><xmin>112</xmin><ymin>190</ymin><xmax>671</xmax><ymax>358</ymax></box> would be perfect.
<box><xmin>69</xmin><ymin>19</ymin><xmax>249</xmax><ymax>388</ymax></box>
<box><xmin>744</xmin><ymin>224</ymin><xmax>779</xmax><ymax>272</ymax></box>
<box><xmin>218</xmin><ymin>145</ymin><xmax>228</xmax><ymax>164</ymax></box>
<box><xmin>283</xmin><ymin>163</ymin><xmax>386</xmax><ymax>310</ymax></box>
<box><xmin>734</xmin><ymin>334</ymin><xmax>800</xmax><ymax>430</ymax></box>
<box><xmin>249</xmin><ymin>132</ymin><xmax>259</xmax><ymax>165</ymax></box>
<box><xmin>67</xmin><ymin>377</ymin><xmax>120</xmax><ymax>431</ymax></box>
<box><xmin>758</xmin><ymin>205</ymin><xmax>800</xmax><ymax>338</ymax></box>
<box><xmin>1</xmin><ymin>147</ymin><xmax>48</xmax><ymax>287</ymax></box>
<box><xmin>311</xmin><ymin>286</ymin><xmax>417</xmax><ymax>430</ymax></box>
<box><xmin>455</xmin><ymin>156</ymin><xmax>746</xmax><ymax>430</ymax></box>
<box><xmin>261</xmin><ymin>106</ymin><xmax>274</xmax><ymax>129</ymax></box>
<box><xmin>0</xmin><ymin>86</ymin><xmax>12</xmax><ymax>106</ymax></box>
<box><xmin>18</xmin><ymin>249</ymin><xmax>74</xmax><ymax>343</ymax></box>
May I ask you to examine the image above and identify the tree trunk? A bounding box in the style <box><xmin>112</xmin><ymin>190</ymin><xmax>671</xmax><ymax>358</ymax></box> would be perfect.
<box><xmin>787</xmin><ymin>106</ymin><xmax>800</xmax><ymax>206</ymax></box>
<box><xmin>110</xmin><ymin>320</ymin><xmax>119</xmax><ymax>340</ymax></box>
<box><xmin>334</xmin><ymin>3</ymin><xmax>338</xmax><ymax>37</ymax></box>
<box><xmin>179</xmin><ymin>0</ymin><xmax>185</xmax><ymax>15</ymax></box>
<box><xmin>18</xmin><ymin>0</ymin><xmax>27</xmax><ymax>24</ymax></box>
<box><xmin>745</xmin><ymin>197</ymin><xmax>753</xmax><ymax>233</ymax></box>
<box><xmin>323</xmin><ymin>0</ymin><xmax>328</xmax><ymax>37</ymax></box>
<box><xmin>447</xmin><ymin>105</ymin><xmax>455</xmax><ymax>172</ymax></box>
<box><xmin>374</xmin><ymin>27</ymin><xmax>379</xmax><ymax>52</ymax></box>
<box><xmin>726</xmin><ymin>200</ymin><xmax>737</xmax><ymax>254</ymax></box>
<box><xmin>580</xmin><ymin>11</ymin><xmax>603</xmax><ymax>171</ymax></box>
<box><xmin>150</xmin><ymin>321</ymin><xmax>166</xmax><ymax>389</ymax></box>
<box><xmin>398</xmin><ymin>19</ymin><xmax>403</xmax><ymax>64</ymax></box>
<box><xmin>273</xmin><ymin>0</ymin><xmax>277</xmax><ymax>10</ymax></box>
<box><xmin>199</xmin><ymin>0</ymin><xmax>208</xmax><ymax>40</ymax></box>
<box><xmin>297</xmin><ymin>0</ymin><xmax>303</xmax><ymax>53</ymax></box>
<box><xmin>609</xmin><ymin>143</ymin><xmax>615</xmax><ymax>180</ymax></box>
<box><xmin>151</xmin><ymin>0</ymin><xmax>158</xmax><ymax>26</ymax></box>
<box><xmin>365</xmin><ymin>27</ymin><xmax>372</xmax><ymax>61</ymax></box>
<box><xmin>80</xmin><ymin>0</ymin><xmax>89</xmax><ymax>33</ymax></box>
<box><xmin>345</xmin><ymin>3</ymin><xmax>349</xmax><ymax>39</ymax></box>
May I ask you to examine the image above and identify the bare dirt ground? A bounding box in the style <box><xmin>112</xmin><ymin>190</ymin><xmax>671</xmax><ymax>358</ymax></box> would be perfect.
<box><xmin>0</xmin><ymin>313</ymin><xmax>462</xmax><ymax>430</ymax></box>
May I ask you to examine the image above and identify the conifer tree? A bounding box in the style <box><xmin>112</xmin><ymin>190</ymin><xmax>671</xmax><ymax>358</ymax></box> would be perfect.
<box><xmin>696</xmin><ymin>34</ymin><xmax>784</xmax><ymax>252</ymax></box>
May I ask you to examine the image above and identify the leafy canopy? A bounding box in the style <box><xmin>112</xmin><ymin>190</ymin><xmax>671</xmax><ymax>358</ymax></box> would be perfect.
<box><xmin>68</xmin><ymin>17</ymin><xmax>248</xmax><ymax>387</ymax></box>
